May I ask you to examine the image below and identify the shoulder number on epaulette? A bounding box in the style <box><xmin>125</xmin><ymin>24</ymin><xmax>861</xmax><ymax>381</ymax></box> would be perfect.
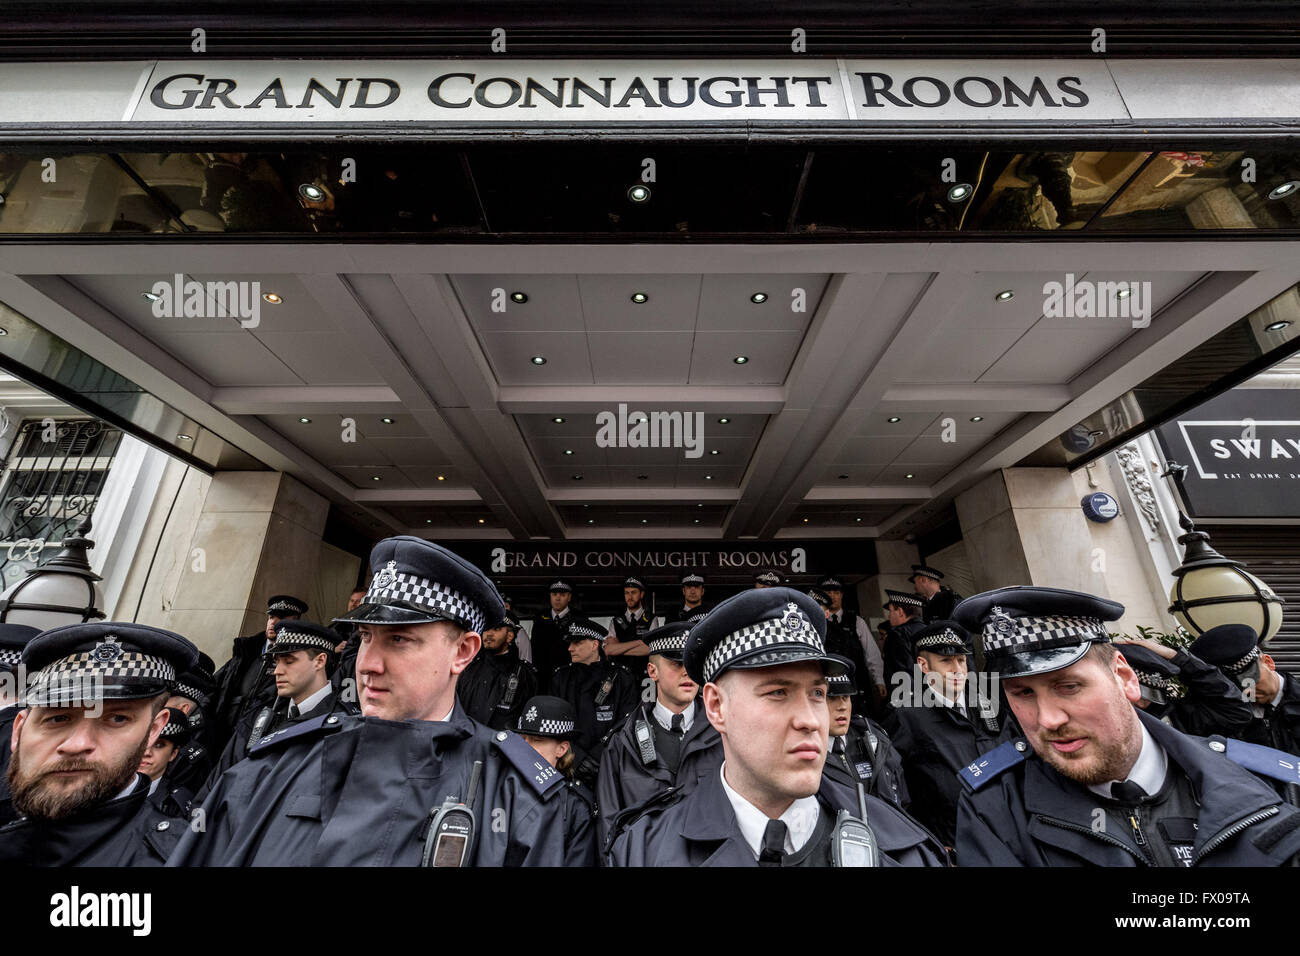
<box><xmin>492</xmin><ymin>730</ymin><xmax>566</xmax><ymax>798</ymax></box>
<box><xmin>1224</xmin><ymin>738</ymin><xmax>1300</xmax><ymax>787</ymax></box>
<box><xmin>249</xmin><ymin>712</ymin><xmax>344</xmax><ymax>755</ymax></box>
<box><xmin>958</xmin><ymin>739</ymin><xmax>1027</xmax><ymax>791</ymax></box>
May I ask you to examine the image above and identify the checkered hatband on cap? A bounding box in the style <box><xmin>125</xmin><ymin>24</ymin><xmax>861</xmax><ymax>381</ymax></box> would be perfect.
<box><xmin>25</xmin><ymin>650</ymin><xmax>175</xmax><ymax>705</ymax></box>
<box><xmin>755</xmin><ymin>571</ymin><xmax>781</xmax><ymax>585</ymax></box>
<box><xmin>916</xmin><ymin>629</ymin><xmax>966</xmax><ymax>651</ymax></box>
<box><xmin>173</xmin><ymin>682</ymin><xmax>209</xmax><ymax>705</ymax></box>
<box><xmin>268</xmin><ymin>599</ymin><xmax>305</xmax><ymax>614</ymax></box>
<box><xmin>1135</xmin><ymin>670</ymin><xmax>1185</xmax><ymax>699</ymax></box>
<box><xmin>912</xmin><ymin>567</ymin><xmax>943</xmax><ymax>581</ymax></box>
<box><xmin>365</xmin><ymin>564</ymin><xmax>486</xmax><ymax>633</ymax></box>
<box><xmin>885</xmin><ymin>590</ymin><xmax>924</xmax><ymax>608</ymax></box>
<box><xmin>161</xmin><ymin>714</ymin><xmax>188</xmax><ymax>737</ymax></box>
<box><xmin>703</xmin><ymin>604</ymin><xmax>826</xmax><ymax>684</ymax></box>
<box><xmin>268</xmin><ymin>628</ymin><xmax>339</xmax><ymax>655</ymax></box>
<box><xmin>1226</xmin><ymin>645</ymin><xmax>1262</xmax><ymax>675</ymax></box>
<box><xmin>682</xmin><ymin>574</ymin><xmax>704</xmax><ymax>586</ymax></box>
<box><xmin>533</xmin><ymin>718</ymin><xmax>574</xmax><ymax>736</ymax></box>
<box><xmin>647</xmin><ymin>631</ymin><xmax>689</xmax><ymax>656</ymax></box>
<box><xmin>0</xmin><ymin>648</ymin><xmax>21</xmax><ymax>668</ymax></box>
<box><xmin>567</xmin><ymin>621</ymin><xmax>605</xmax><ymax>642</ymax></box>
<box><xmin>982</xmin><ymin>612</ymin><xmax>1109</xmax><ymax>656</ymax></box>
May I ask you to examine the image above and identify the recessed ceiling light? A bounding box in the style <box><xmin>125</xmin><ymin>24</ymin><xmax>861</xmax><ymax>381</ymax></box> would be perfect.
<box><xmin>698</xmin><ymin>503</ymin><xmax>703</xmax><ymax>507</ymax></box>
<box><xmin>946</xmin><ymin>183</ymin><xmax>973</xmax><ymax>203</ymax></box>
<box><xmin>298</xmin><ymin>417</ymin><xmax>311</xmax><ymax>423</ymax></box>
<box><xmin>732</xmin><ymin>356</ymin><xmax>749</xmax><ymax>365</ymax></box>
<box><xmin>371</xmin><ymin>475</ymin><xmax>382</xmax><ymax>481</ymax></box>
<box><xmin>641</xmin><ymin>519</ymin><xmax>648</xmax><ymax>524</ymax></box>
<box><xmin>1265</xmin><ymin>320</ymin><xmax>1292</xmax><ymax>331</ymax></box>
<box><xmin>141</xmin><ymin>291</ymin><xmax>161</xmax><ymax>302</ymax></box>
<box><xmin>694</xmin><ymin>518</ymin><xmax>700</xmax><ymax>524</ymax></box>
<box><xmin>710</xmin><ymin>449</ymin><xmax>719</xmax><ymax>455</ymax></box>
<box><xmin>262</xmin><ymin>292</ymin><xmax>283</xmax><ymax>304</ymax></box>
<box><xmin>564</xmin><ymin>449</ymin><xmax>574</xmax><ymax>455</ymax></box>
<box><xmin>572</xmin><ymin>474</ymin><xmax>583</xmax><ymax>480</ymax></box>
<box><xmin>426</xmin><ymin>519</ymin><xmax>432</xmax><ymax>524</ymax></box>
<box><xmin>1115</xmin><ymin>287</ymin><xmax>1132</xmax><ymax>299</ymax></box>
<box><xmin>1268</xmin><ymin>181</ymin><xmax>1300</xmax><ymax>200</ymax></box>
<box><xmin>381</xmin><ymin>417</ymin><xmax>394</xmax><ymax>424</ymax></box>
<box><xmin>588</xmin><ymin>519</ymin><xmax>595</xmax><ymax>524</ymax></box>
<box><xmin>478</xmin><ymin>518</ymin><xmax>485</xmax><ymax>524</ymax></box>
<box><xmin>803</xmin><ymin>518</ymin><xmax>809</xmax><ymax>523</ymax></box>
<box><xmin>298</xmin><ymin>183</ymin><xmax>326</xmax><ymax>202</ymax></box>
<box><xmin>887</xmin><ymin>416</ymin><xmax>901</xmax><ymax>423</ymax></box>
<box><xmin>176</xmin><ymin>434</ymin><xmax>192</xmax><ymax>441</ymax></box>
<box><xmin>905</xmin><ymin>473</ymin><xmax>914</xmax><ymax>479</ymax></box>
<box><xmin>436</xmin><ymin>474</ymin><xmax>445</xmax><ymax>481</ymax></box>
<box><xmin>705</xmin><ymin>475</ymin><xmax>713</xmax><ymax>480</ymax></box>
<box><xmin>995</xmin><ymin>289</ymin><xmax>1014</xmax><ymax>301</ymax></box>
<box><xmin>750</xmin><ymin>292</ymin><xmax>768</xmax><ymax>304</ymax></box>
<box><xmin>855</xmin><ymin>517</ymin><xmax>862</xmax><ymax>522</ymax></box>
<box><xmin>717</xmin><ymin>417</ymin><xmax>730</xmax><ymax>424</ymax></box>
<box><xmin>552</xmin><ymin>416</ymin><xmax>565</xmax><ymax>423</ymax></box>
<box><xmin>627</xmin><ymin>184</ymin><xmax>650</xmax><ymax>203</ymax></box>
<box><xmin>511</xmin><ymin>292</ymin><xmax>528</xmax><ymax>303</ymax></box>
<box><xmin>530</xmin><ymin>356</ymin><xmax>547</xmax><ymax>365</ymax></box>
<box><xmin>970</xmin><ymin>415</ymin><xmax>984</xmax><ymax>422</ymax></box>
<box><xmin>630</xmin><ymin>292</ymin><xmax>648</xmax><ymax>304</ymax></box>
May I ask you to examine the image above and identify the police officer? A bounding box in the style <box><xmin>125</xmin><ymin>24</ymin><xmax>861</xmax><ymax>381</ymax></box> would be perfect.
<box><xmin>886</xmin><ymin>622</ymin><xmax>1009</xmax><ymax>848</ymax></box>
<box><xmin>457</xmin><ymin>610</ymin><xmax>538</xmax><ymax>730</ymax></box>
<box><xmin>675</xmin><ymin>571</ymin><xmax>710</xmax><ymax>622</ymax></box>
<box><xmin>1113</xmin><ymin>636</ymin><xmax>1253</xmax><ymax>739</ymax></box>
<box><xmin>514</xmin><ymin>695</ymin><xmax>598</xmax><ymax>866</ymax></box>
<box><xmin>0</xmin><ymin>622</ymin><xmax>199</xmax><ymax>866</ymax></box>
<box><xmin>142</xmin><ymin>708</ymin><xmax>196</xmax><ymax>819</ymax></box>
<box><xmin>819</xmin><ymin>576</ymin><xmax>885</xmax><ymax>715</ymax></box>
<box><xmin>500</xmin><ymin>592</ymin><xmax>533</xmax><ymax>663</ymax></box>
<box><xmin>159</xmin><ymin>654</ymin><xmax>218</xmax><ymax>796</ymax></box>
<box><xmin>331</xmin><ymin>586</ymin><xmax>366</xmax><ymax>705</ymax></box>
<box><xmin>607</xmin><ymin>588</ymin><xmax>948</xmax><ymax>866</ymax></box>
<box><xmin>953</xmin><ymin>587</ymin><xmax>1300</xmax><ymax>866</ymax></box>
<box><xmin>211</xmin><ymin>594</ymin><xmax>308</xmax><ymax>744</ymax></box>
<box><xmin>910</xmin><ymin>564</ymin><xmax>963</xmax><ymax>623</ymax></box>
<box><xmin>604</xmin><ymin>573</ymin><xmax>662</xmax><ymax>685</ymax></box>
<box><xmin>531</xmin><ymin>579</ymin><xmax>576</xmax><ymax>694</ymax></box>
<box><xmin>881</xmin><ymin>589</ymin><xmax>927</xmax><ymax>693</ymax></box>
<box><xmin>821</xmin><ymin>655</ymin><xmax>909</xmax><ymax>811</ymax></box>
<box><xmin>597</xmin><ymin>622</ymin><xmax>723</xmax><ymax>847</ymax></box>
<box><xmin>550</xmin><ymin>618</ymin><xmax>639</xmax><ymax>788</ymax></box>
<box><xmin>170</xmin><ymin>537</ymin><xmax>575</xmax><ymax>866</ymax></box>
<box><xmin>207</xmin><ymin>620</ymin><xmax>342</xmax><ymax>782</ymax></box>
<box><xmin>0</xmin><ymin>623</ymin><xmax>41</xmax><ymax>825</ymax></box>
<box><xmin>1191</xmin><ymin>624</ymin><xmax>1300</xmax><ymax>754</ymax></box>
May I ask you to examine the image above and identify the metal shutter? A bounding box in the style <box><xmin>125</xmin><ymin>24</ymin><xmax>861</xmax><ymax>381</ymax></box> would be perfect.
<box><xmin>1204</xmin><ymin>525</ymin><xmax>1300</xmax><ymax>674</ymax></box>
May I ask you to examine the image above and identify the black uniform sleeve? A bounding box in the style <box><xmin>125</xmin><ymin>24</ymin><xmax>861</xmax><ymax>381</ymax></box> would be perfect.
<box><xmin>1168</xmin><ymin>649</ymin><xmax>1256</xmax><ymax>739</ymax></box>
<box><xmin>954</xmin><ymin>786</ymin><xmax>1028</xmax><ymax>866</ymax></box>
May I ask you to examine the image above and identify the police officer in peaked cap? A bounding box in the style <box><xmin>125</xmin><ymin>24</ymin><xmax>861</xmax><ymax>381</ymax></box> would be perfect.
<box><xmin>604</xmin><ymin>573</ymin><xmax>662</xmax><ymax>686</ymax></box>
<box><xmin>0</xmin><ymin>622</ymin><xmax>198</xmax><ymax>866</ymax></box>
<box><xmin>820</xmin><ymin>654</ymin><xmax>909</xmax><ymax>813</ymax></box>
<box><xmin>169</xmin><ymin>536</ymin><xmax>576</xmax><ymax>867</ymax></box>
<box><xmin>549</xmin><ymin>616</ymin><xmax>639</xmax><ymax>789</ymax></box>
<box><xmin>910</xmin><ymin>564</ymin><xmax>963</xmax><ymax>624</ymax></box>
<box><xmin>817</xmin><ymin>577</ymin><xmax>883</xmax><ymax>720</ymax></box>
<box><xmin>514</xmin><ymin>694</ymin><xmax>597</xmax><ymax>866</ymax></box>
<box><xmin>532</xmin><ymin>578</ymin><xmax>576</xmax><ymax>695</ymax></box>
<box><xmin>607</xmin><ymin>588</ymin><xmax>948</xmax><ymax>866</ymax></box>
<box><xmin>211</xmin><ymin>593</ymin><xmax>308</xmax><ymax>745</ymax></box>
<box><xmin>675</xmin><ymin>571</ymin><xmax>710</xmax><ymax>623</ymax></box>
<box><xmin>953</xmin><ymin>587</ymin><xmax>1300</xmax><ymax>866</ymax></box>
<box><xmin>0</xmin><ymin>623</ymin><xmax>40</xmax><ymax>824</ymax></box>
<box><xmin>457</xmin><ymin>610</ymin><xmax>538</xmax><ymax>732</ymax></box>
<box><xmin>1111</xmin><ymin>635</ymin><xmax>1253</xmax><ymax>740</ymax></box>
<box><xmin>881</xmin><ymin>588</ymin><xmax>927</xmax><ymax>693</ymax></box>
<box><xmin>142</xmin><ymin>708</ymin><xmax>197</xmax><ymax>820</ymax></box>
<box><xmin>597</xmin><ymin>621</ymin><xmax>723</xmax><ymax>849</ymax></box>
<box><xmin>753</xmin><ymin>569</ymin><xmax>782</xmax><ymax>588</ymax></box>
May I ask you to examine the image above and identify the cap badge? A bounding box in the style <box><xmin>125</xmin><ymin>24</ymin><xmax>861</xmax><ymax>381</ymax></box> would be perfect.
<box><xmin>374</xmin><ymin>560</ymin><xmax>397</xmax><ymax>590</ymax></box>
<box><xmin>782</xmin><ymin>602</ymin><xmax>815</xmax><ymax>641</ymax></box>
<box><xmin>91</xmin><ymin>635</ymin><xmax>123</xmax><ymax>663</ymax></box>
<box><xmin>989</xmin><ymin>606</ymin><xmax>1015</xmax><ymax>636</ymax></box>
<box><xmin>524</xmin><ymin>705</ymin><xmax>538</xmax><ymax>722</ymax></box>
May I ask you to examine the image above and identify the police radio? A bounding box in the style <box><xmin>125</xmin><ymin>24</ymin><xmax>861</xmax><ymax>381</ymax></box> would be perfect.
<box><xmin>634</xmin><ymin>719</ymin><xmax>658</xmax><ymax>767</ymax></box>
<box><xmin>1138</xmin><ymin>684</ymin><xmax>1166</xmax><ymax>707</ymax></box>
<box><xmin>830</xmin><ymin>782</ymin><xmax>880</xmax><ymax>867</ymax></box>
<box><xmin>246</xmin><ymin>706</ymin><xmax>273</xmax><ymax>750</ymax></box>
<box><xmin>421</xmin><ymin>760</ymin><xmax>482</xmax><ymax>868</ymax></box>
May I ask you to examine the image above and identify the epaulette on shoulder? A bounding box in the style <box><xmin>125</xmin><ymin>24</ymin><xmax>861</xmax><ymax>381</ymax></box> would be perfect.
<box><xmin>490</xmin><ymin>730</ymin><xmax>566</xmax><ymax>798</ymax></box>
<box><xmin>604</xmin><ymin>785</ymin><xmax>685</xmax><ymax>855</ymax></box>
<box><xmin>957</xmin><ymin>738</ymin><xmax>1028</xmax><ymax>791</ymax></box>
<box><xmin>1223</xmin><ymin>738</ymin><xmax>1300</xmax><ymax>788</ymax></box>
<box><xmin>568</xmin><ymin>779</ymin><xmax>597</xmax><ymax>814</ymax></box>
<box><xmin>249</xmin><ymin>712</ymin><xmax>346</xmax><ymax>756</ymax></box>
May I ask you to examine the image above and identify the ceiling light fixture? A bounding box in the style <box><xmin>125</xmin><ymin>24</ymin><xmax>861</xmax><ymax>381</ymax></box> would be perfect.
<box><xmin>630</xmin><ymin>292</ymin><xmax>648</xmax><ymax>304</ymax></box>
<box><xmin>530</xmin><ymin>355</ymin><xmax>547</xmax><ymax>365</ymax></box>
<box><xmin>564</xmin><ymin>449</ymin><xmax>574</xmax><ymax>455</ymax></box>
<box><xmin>1116</xmin><ymin>287</ymin><xmax>1132</xmax><ymax>299</ymax></box>
<box><xmin>905</xmin><ymin>473</ymin><xmax>914</xmax><ymax>479</ymax></box>
<box><xmin>381</xmin><ymin>417</ymin><xmax>394</xmax><ymax>424</ymax></box>
<box><xmin>572</xmin><ymin>474</ymin><xmax>583</xmax><ymax>480</ymax></box>
<box><xmin>970</xmin><ymin>415</ymin><xmax>984</xmax><ymax>422</ymax></box>
<box><xmin>995</xmin><ymin>289</ymin><xmax>1014</xmax><ymax>301</ymax></box>
<box><xmin>710</xmin><ymin>449</ymin><xmax>719</xmax><ymax>455</ymax></box>
<box><xmin>1268</xmin><ymin>181</ymin><xmax>1300</xmax><ymax>200</ymax></box>
<box><xmin>436</xmin><ymin>475</ymin><xmax>445</xmax><ymax>481</ymax></box>
<box><xmin>552</xmin><ymin>416</ymin><xmax>565</xmax><ymax>423</ymax></box>
<box><xmin>298</xmin><ymin>183</ymin><xmax>326</xmax><ymax>202</ymax></box>
<box><xmin>627</xmin><ymin>185</ymin><xmax>650</xmax><ymax>203</ymax></box>
<box><xmin>705</xmin><ymin>475</ymin><xmax>713</xmax><ymax>480</ymax></box>
<box><xmin>732</xmin><ymin>355</ymin><xmax>749</xmax><ymax>365</ymax></box>
<box><xmin>477</xmin><ymin>518</ymin><xmax>485</xmax><ymax>524</ymax></box>
<box><xmin>750</xmin><ymin>292</ymin><xmax>768</xmax><ymax>304</ymax></box>
<box><xmin>511</xmin><ymin>292</ymin><xmax>528</xmax><ymax>303</ymax></box>
<box><xmin>717</xmin><ymin>417</ymin><xmax>730</xmax><ymax>424</ymax></box>
<box><xmin>262</xmin><ymin>292</ymin><xmax>283</xmax><ymax>304</ymax></box>
<box><xmin>371</xmin><ymin>476</ymin><xmax>382</xmax><ymax>481</ymax></box>
<box><xmin>946</xmin><ymin>183</ymin><xmax>973</xmax><ymax>203</ymax></box>
<box><xmin>887</xmin><ymin>416</ymin><xmax>901</xmax><ymax>423</ymax></box>
<box><xmin>176</xmin><ymin>434</ymin><xmax>192</xmax><ymax>441</ymax></box>
<box><xmin>298</xmin><ymin>417</ymin><xmax>311</xmax><ymax>424</ymax></box>
<box><xmin>1265</xmin><ymin>320</ymin><xmax>1292</xmax><ymax>332</ymax></box>
<box><xmin>141</xmin><ymin>291</ymin><xmax>161</xmax><ymax>302</ymax></box>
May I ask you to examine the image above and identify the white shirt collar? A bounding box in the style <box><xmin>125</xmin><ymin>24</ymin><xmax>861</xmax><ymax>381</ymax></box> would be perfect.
<box><xmin>292</xmin><ymin>681</ymin><xmax>332</xmax><ymax>714</ymax></box>
<box><xmin>554</xmin><ymin>607</ymin><xmax>570</xmax><ymax>620</ymax></box>
<box><xmin>1087</xmin><ymin>720</ymin><xmax>1168</xmax><ymax>800</ymax></box>
<box><xmin>653</xmin><ymin>699</ymin><xmax>694</xmax><ymax>732</ymax></box>
<box><xmin>1271</xmin><ymin>673</ymin><xmax>1287</xmax><ymax>709</ymax></box>
<box><xmin>148</xmin><ymin>775</ymin><xmax>162</xmax><ymax>795</ymax></box>
<box><xmin>718</xmin><ymin>762</ymin><xmax>820</xmax><ymax>858</ymax></box>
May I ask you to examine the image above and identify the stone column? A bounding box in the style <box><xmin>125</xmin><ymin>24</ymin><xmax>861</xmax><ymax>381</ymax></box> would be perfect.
<box><xmin>858</xmin><ymin>539</ymin><xmax>921</xmax><ymax>626</ymax></box>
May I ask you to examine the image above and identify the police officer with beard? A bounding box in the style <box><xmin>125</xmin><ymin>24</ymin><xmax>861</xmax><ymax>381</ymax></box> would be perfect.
<box><xmin>954</xmin><ymin>587</ymin><xmax>1300</xmax><ymax>866</ymax></box>
<box><xmin>170</xmin><ymin>537</ymin><xmax>575</xmax><ymax>867</ymax></box>
<box><xmin>0</xmin><ymin>623</ymin><xmax>40</xmax><ymax>825</ymax></box>
<box><xmin>0</xmin><ymin>623</ymin><xmax>199</xmax><ymax>866</ymax></box>
<box><xmin>607</xmin><ymin>588</ymin><xmax>948</xmax><ymax>867</ymax></box>
<box><xmin>457</xmin><ymin>611</ymin><xmax>537</xmax><ymax>730</ymax></box>
<box><xmin>550</xmin><ymin>618</ymin><xmax>639</xmax><ymax>788</ymax></box>
<box><xmin>1113</xmin><ymin>636</ymin><xmax>1253</xmax><ymax>740</ymax></box>
<box><xmin>604</xmin><ymin>574</ymin><xmax>661</xmax><ymax>686</ymax></box>
<box><xmin>597</xmin><ymin>622</ymin><xmax>723</xmax><ymax>847</ymax></box>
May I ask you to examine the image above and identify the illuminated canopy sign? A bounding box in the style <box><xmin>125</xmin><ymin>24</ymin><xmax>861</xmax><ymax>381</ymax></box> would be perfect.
<box><xmin>2</xmin><ymin>58</ymin><xmax>1298</xmax><ymax>129</ymax></box>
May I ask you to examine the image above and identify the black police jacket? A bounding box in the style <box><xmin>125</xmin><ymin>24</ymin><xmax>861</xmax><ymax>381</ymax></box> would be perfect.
<box><xmin>169</xmin><ymin>703</ymin><xmax>580</xmax><ymax>866</ymax></box>
<box><xmin>550</xmin><ymin>659</ymin><xmax>640</xmax><ymax>775</ymax></box>
<box><xmin>673</xmin><ymin>604</ymin><xmax>711</xmax><ymax>623</ymax></box>
<box><xmin>821</xmin><ymin>715</ymin><xmax>910</xmax><ymax>811</ymax></box>
<box><xmin>922</xmin><ymin>587</ymin><xmax>963</xmax><ymax>624</ymax></box>
<box><xmin>164</xmin><ymin>741</ymin><xmax>214</xmax><ymax>799</ymax></box>
<box><xmin>596</xmin><ymin>701</ymin><xmax>723</xmax><ymax>848</ymax></box>
<box><xmin>0</xmin><ymin>705</ymin><xmax>18</xmax><ymax>825</ymax></box>
<box><xmin>457</xmin><ymin>644</ymin><xmax>538</xmax><ymax>731</ymax></box>
<box><xmin>956</xmin><ymin>709</ymin><xmax>1300</xmax><ymax>866</ymax></box>
<box><xmin>883</xmin><ymin>619</ymin><xmax>926</xmax><ymax>691</ymax></box>
<box><xmin>824</xmin><ymin>613</ymin><xmax>872</xmax><ymax>707</ymax></box>
<box><xmin>886</xmin><ymin>690</ymin><xmax>1009</xmax><ymax>847</ymax></box>
<box><xmin>1146</xmin><ymin>648</ymin><xmax>1254</xmax><ymax>740</ymax></box>
<box><xmin>530</xmin><ymin>611</ymin><xmax>575</xmax><ymax>694</ymax></box>
<box><xmin>203</xmin><ymin>687</ymin><xmax>340</xmax><ymax>794</ymax></box>
<box><xmin>0</xmin><ymin>774</ymin><xmax>183</xmax><ymax>866</ymax></box>
<box><xmin>607</xmin><ymin>766</ymin><xmax>948</xmax><ymax>866</ymax></box>
<box><xmin>331</xmin><ymin>632</ymin><xmax>360</xmax><ymax>713</ymax></box>
<box><xmin>1240</xmin><ymin>673</ymin><xmax>1300</xmax><ymax>755</ymax></box>
<box><xmin>211</xmin><ymin>631</ymin><xmax>276</xmax><ymax>743</ymax></box>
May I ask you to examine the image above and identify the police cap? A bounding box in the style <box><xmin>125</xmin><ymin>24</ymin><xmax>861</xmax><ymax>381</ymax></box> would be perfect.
<box><xmin>333</xmin><ymin>536</ymin><xmax>504</xmax><ymax>635</ymax></box>
<box><xmin>173</xmin><ymin>652</ymin><xmax>216</xmax><ymax>708</ymax></box>
<box><xmin>0</xmin><ymin>623</ymin><xmax>40</xmax><ymax>672</ymax></box>
<box><xmin>912</xmin><ymin>620</ymin><xmax>972</xmax><ymax>657</ymax></box>
<box><xmin>158</xmin><ymin>707</ymin><xmax>193</xmax><ymax>747</ymax></box>
<box><xmin>1188</xmin><ymin>624</ymin><xmax>1261</xmax><ymax>677</ymax></box>
<box><xmin>805</xmin><ymin>587</ymin><xmax>832</xmax><ymax>610</ymax></box>
<box><xmin>681</xmin><ymin>571</ymin><xmax>705</xmax><ymax>587</ymax></box>
<box><xmin>646</xmin><ymin>621</ymin><xmax>691</xmax><ymax>661</ymax></box>
<box><xmin>818</xmin><ymin>575</ymin><xmax>844</xmax><ymax>591</ymax></box>
<box><xmin>22</xmin><ymin>622</ymin><xmax>198</xmax><ymax>706</ymax></box>
<box><xmin>825</xmin><ymin>654</ymin><xmax>857</xmax><ymax>696</ymax></box>
<box><xmin>683</xmin><ymin>587</ymin><xmax>845</xmax><ymax>686</ymax></box>
<box><xmin>267</xmin><ymin>595</ymin><xmax>308</xmax><ymax>617</ymax></box>
<box><xmin>753</xmin><ymin>569</ymin><xmax>782</xmax><ymax>587</ymax></box>
<box><xmin>516</xmin><ymin>695</ymin><xmax>576</xmax><ymax>740</ymax></box>
<box><xmin>909</xmin><ymin>564</ymin><xmax>945</xmax><ymax>584</ymax></box>
<box><xmin>548</xmin><ymin>579</ymin><xmax>574</xmax><ymax>594</ymax></box>
<box><xmin>264</xmin><ymin>620</ymin><xmax>340</xmax><ymax>659</ymax></box>
<box><xmin>884</xmin><ymin>588</ymin><xmax>924</xmax><ymax>611</ymax></box>
<box><xmin>1117</xmin><ymin>643</ymin><xmax>1184</xmax><ymax>699</ymax></box>
<box><xmin>623</xmin><ymin>575</ymin><xmax>647</xmax><ymax>592</ymax></box>
<box><xmin>565</xmin><ymin>618</ymin><xmax>607</xmax><ymax>643</ymax></box>
<box><xmin>953</xmin><ymin>586</ymin><xmax>1123</xmax><ymax>679</ymax></box>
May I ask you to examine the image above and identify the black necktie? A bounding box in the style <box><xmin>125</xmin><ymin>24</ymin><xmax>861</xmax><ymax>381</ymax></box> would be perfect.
<box><xmin>759</xmin><ymin>819</ymin><xmax>787</xmax><ymax>865</ymax></box>
<box><xmin>1111</xmin><ymin>780</ymin><xmax>1149</xmax><ymax>805</ymax></box>
<box><xmin>833</xmin><ymin>736</ymin><xmax>846</xmax><ymax>753</ymax></box>
<box><xmin>670</xmin><ymin>713</ymin><xmax>684</xmax><ymax>736</ymax></box>
<box><xmin>288</xmin><ymin>702</ymin><xmax>300</xmax><ymax>719</ymax></box>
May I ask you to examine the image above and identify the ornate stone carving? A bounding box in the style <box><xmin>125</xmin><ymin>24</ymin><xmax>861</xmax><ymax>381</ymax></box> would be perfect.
<box><xmin>1115</xmin><ymin>443</ymin><xmax>1161</xmax><ymax>531</ymax></box>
